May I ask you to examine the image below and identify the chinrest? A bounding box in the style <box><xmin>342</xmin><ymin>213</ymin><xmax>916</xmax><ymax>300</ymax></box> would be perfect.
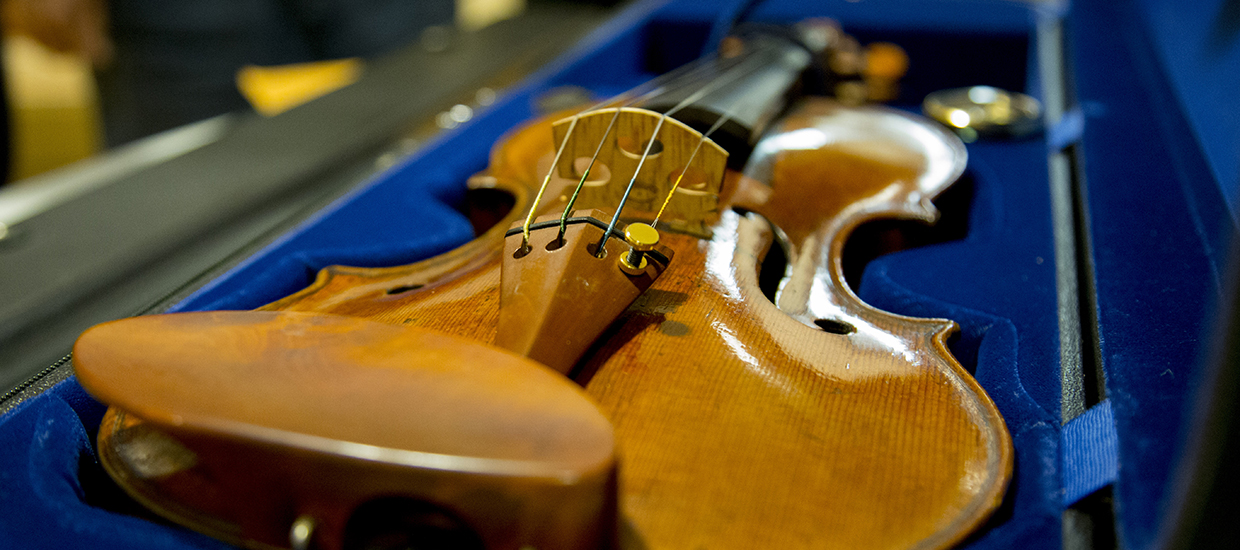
<box><xmin>75</xmin><ymin>310</ymin><xmax>616</xmax><ymax>550</ymax></box>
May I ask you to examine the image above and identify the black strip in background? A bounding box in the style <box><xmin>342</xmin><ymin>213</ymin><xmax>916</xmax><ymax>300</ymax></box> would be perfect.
<box><xmin>1067</xmin><ymin>144</ymin><xmax>1107</xmax><ymax>408</ymax></box>
<box><xmin>1040</xmin><ymin>10</ymin><xmax>1118</xmax><ymax>550</ymax></box>
<box><xmin>0</xmin><ymin>4</ymin><xmax>612</xmax><ymax>407</ymax></box>
<box><xmin>1062</xmin><ymin>139</ymin><xmax>1119</xmax><ymax>550</ymax></box>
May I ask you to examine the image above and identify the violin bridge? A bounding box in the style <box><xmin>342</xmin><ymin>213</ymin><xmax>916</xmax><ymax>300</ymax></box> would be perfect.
<box><xmin>551</xmin><ymin>108</ymin><xmax>727</xmax><ymax>238</ymax></box>
<box><xmin>496</xmin><ymin>209</ymin><xmax>673</xmax><ymax>374</ymax></box>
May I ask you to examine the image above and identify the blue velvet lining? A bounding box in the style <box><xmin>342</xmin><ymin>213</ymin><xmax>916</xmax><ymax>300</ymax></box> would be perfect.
<box><xmin>0</xmin><ymin>380</ymin><xmax>231</xmax><ymax>549</ymax></box>
<box><xmin>1133</xmin><ymin>0</ymin><xmax>1240</xmax><ymax>223</ymax></box>
<box><xmin>859</xmin><ymin>140</ymin><xmax>1063</xmax><ymax>548</ymax></box>
<box><xmin>5</xmin><ymin>0</ymin><xmax>1215</xmax><ymax>548</ymax></box>
<box><xmin>176</xmin><ymin>154</ymin><xmax>478</xmax><ymax>312</ymax></box>
<box><xmin>1071</xmin><ymin>0</ymin><xmax>1237</xmax><ymax>546</ymax></box>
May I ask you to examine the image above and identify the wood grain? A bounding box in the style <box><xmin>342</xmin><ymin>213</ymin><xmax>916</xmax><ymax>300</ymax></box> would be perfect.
<box><xmin>84</xmin><ymin>98</ymin><xmax>1011</xmax><ymax>550</ymax></box>
<box><xmin>495</xmin><ymin>210</ymin><xmax>671</xmax><ymax>373</ymax></box>
<box><xmin>78</xmin><ymin>311</ymin><xmax>617</xmax><ymax>550</ymax></box>
<box><xmin>252</xmin><ymin>99</ymin><xmax>1012</xmax><ymax>549</ymax></box>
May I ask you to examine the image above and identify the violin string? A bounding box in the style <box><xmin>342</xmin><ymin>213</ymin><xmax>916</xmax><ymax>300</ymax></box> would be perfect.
<box><xmin>652</xmin><ymin>106</ymin><xmax>736</xmax><ymax>227</ymax></box>
<box><xmin>519</xmin><ymin>115</ymin><xmax>580</xmax><ymax>251</ymax></box>
<box><xmin>517</xmin><ymin>56</ymin><xmax>726</xmax><ymax>251</ymax></box>
<box><xmin>597</xmin><ymin>113</ymin><xmax>669</xmax><ymax>253</ymax></box>
<box><xmin>557</xmin><ymin>107</ymin><xmax>623</xmax><ymax>241</ymax></box>
<box><xmin>550</xmin><ymin>56</ymin><xmax>743</xmax><ymax>241</ymax></box>
<box><xmin>595</xmin><ymin>52</ymin><xmax>771</xmax><ymax>253</ymax></box>
<box><xmin>650</xmin><ymin>49</ymin><xmax>780</xmax><ymax>227</ymax></box>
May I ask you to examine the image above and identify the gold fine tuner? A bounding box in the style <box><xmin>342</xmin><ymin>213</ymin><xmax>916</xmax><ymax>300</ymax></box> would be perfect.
<box><xmin>619</xmin><ymin>223</ymin><xmax>659</xmax><ymax>276</ymax></box>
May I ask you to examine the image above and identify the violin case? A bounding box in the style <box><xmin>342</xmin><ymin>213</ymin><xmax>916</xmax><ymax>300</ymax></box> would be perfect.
<box><xmin>0</xmin><ymin>0</ymin><xmax>1235</xmax><ymax>548</ymax></box>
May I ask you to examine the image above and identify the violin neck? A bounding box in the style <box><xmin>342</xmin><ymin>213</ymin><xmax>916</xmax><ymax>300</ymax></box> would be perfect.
<box><xmin>647</xmin><ymin>31</ymin><xmax>815</xmax><ymax>168</ymax></box>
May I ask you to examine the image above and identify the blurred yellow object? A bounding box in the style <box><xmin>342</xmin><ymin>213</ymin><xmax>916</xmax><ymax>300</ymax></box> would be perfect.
<box><xmin>458</xmin><ymin>0</ymin><xmax>526</xmax><ymax>30</ymax></box>
<box><xmin>865</xmin><ymin>42</ymin><xmax>910</xmax><ymax>81</ymax></box>
<box><xmin>2</xmin><ymin>34</ymin><xmax>102</xmax><ymax>181</ymax></box>
<box><xmin>863</xmin><ymin>42</ymin><xmax>909</xmax><ymax>103</ymax></box>
<box><xmin>236</xmin><ymin>59</ymin><xmax>363</xmax><ymax>117</ymax></box>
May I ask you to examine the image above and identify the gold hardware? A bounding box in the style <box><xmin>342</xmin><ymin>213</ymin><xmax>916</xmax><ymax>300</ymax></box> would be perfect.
<box><xmin>923</xmin><ymin>86</ymin><xmax>1041</xmax><ymax>141</ymax></box>
<box><xmin>289</xmin><ymin>515</ymin><xmax>316</xmax><ymax>550</ymax></box>
<box><xmin>619</xmin><ymin>222</ymin><xmax>659</xmax><ymax>275</ymax></box>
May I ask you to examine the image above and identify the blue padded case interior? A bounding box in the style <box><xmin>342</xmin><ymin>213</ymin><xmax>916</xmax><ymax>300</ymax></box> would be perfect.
<box><xmin>1</xmin><ymin>1</ymin><xmax>1235</xmax><ymax>549</ymax></box>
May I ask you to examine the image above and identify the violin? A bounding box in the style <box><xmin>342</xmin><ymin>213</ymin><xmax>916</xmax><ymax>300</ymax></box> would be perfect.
<box><xmin>73</xmin><ymin>19</ymin><xmax>1011</xmax><ymax>550</ymax></box>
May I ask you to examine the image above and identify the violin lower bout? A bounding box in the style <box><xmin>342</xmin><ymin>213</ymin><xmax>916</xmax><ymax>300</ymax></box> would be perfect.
<box><xmin>280</xmin><ymin>214</ymin><xmax>1008</xmax><ymax>550</ymax></box>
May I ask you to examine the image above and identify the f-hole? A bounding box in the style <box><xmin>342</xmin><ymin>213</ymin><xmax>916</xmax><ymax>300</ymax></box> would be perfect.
<box><xmin>387</xmin><ymin>284</ymin><xmax>424</xmax><ymax>295</ymax></box>
<box><xmin>814</xmin><ymin>319</ymin><xmax>856</xmax><ymax>335</ymax></box>
<box><xmin>733</xmin><ymin>207</ymin><xmax>789</xmax><ymax>304</ymax></box>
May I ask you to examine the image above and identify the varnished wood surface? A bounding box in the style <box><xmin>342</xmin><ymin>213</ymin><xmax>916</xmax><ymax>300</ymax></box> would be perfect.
<box><xmin>80</xmin><ymin>95</ymin><xmax>1009</xmax><ymax>549</ymax></box>
<box><xmin>550</xmin><ymin>108</ymin><xmax>729</xmax><ymax>237</ymax></box>
<box><xmin>243</xmin><ymin>99</ymin><xmax>1012</xmax><ymax>549</ymax></box>
<box><xmin>78</xmin><ymin>311</ymin><xmax>616</xmax><ymax>550</ymax></box>
<box><xmin>495</xmin><ymin>210</ymin><xmax>671</xmax><ymax>373</ymax></box>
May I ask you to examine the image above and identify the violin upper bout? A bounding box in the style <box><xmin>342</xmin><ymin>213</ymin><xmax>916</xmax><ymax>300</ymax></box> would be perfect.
<box><xmin>586</xmin><ymin>100</ymin><xmax>1009</xmax><ymax>550</ymax></box>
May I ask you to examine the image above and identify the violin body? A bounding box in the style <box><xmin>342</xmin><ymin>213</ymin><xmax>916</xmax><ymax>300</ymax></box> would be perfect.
<box><xmin>72</xmin><ymin>12</ymin><xmax>1012</xmax><ymax>550</ymax></box>
<box><xmin>116</xmin><ymin>98</ymin><xmax>1003</xmax><ymax>549</ymax></box>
